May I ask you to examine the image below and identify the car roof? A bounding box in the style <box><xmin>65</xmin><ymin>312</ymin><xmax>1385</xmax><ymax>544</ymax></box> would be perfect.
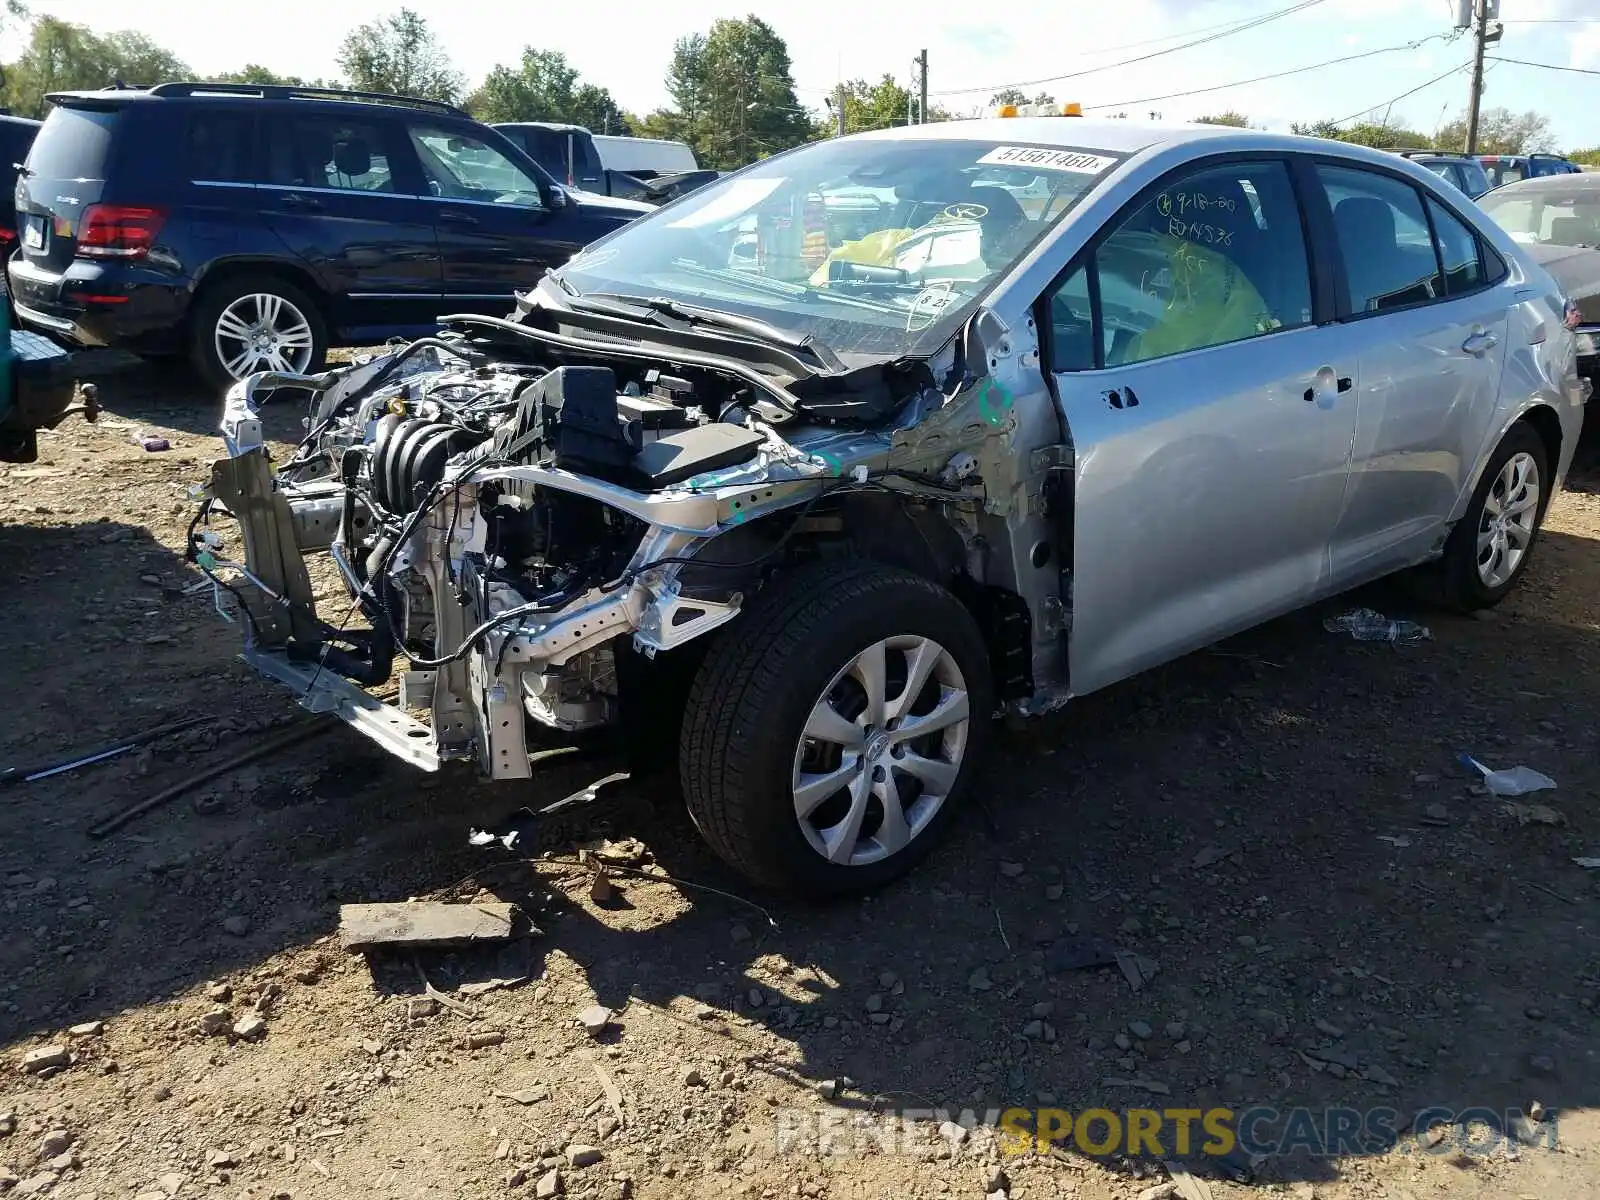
<box><xmin>1483</xmin><ymin>172</ymin><xmax>1600</xmax><ymax>196</ymax></box>
<box><xmin>495</xmin><ymin>121</ymin><xmax>589</xmax><ymax>134</ymax></box>
<box><xmin>44</xmin><ymin>82</ymin><xmax>469</xmax><ymax>120</ymax></box>
<box><xmin>0</xmin><ymin>114</ymin><xmax>41</xmax><ymax>130</ymax></box>
<box><xmin>846</xmin><ymin>118</ymin><xmax>1478</xmax><ymax>175</ymax></box>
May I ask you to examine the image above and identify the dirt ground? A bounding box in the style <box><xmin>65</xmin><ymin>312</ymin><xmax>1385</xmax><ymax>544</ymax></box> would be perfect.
<box><xmin>2</xmin><ymin>353</ymin><xmax>1598</xmax><ymax>1200</ymax></box>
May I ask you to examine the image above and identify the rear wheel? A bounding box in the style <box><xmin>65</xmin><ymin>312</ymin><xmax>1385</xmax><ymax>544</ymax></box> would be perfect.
<box><xmin>680</xmin><ymin>560</ymin><xmax>993</xmax><ymax>895</ymax></box>
<box><xmin>1426</xmin><ymin>422</ymin><xmax>1550</xmax><ymax>610</ymax></box>
<box><xmin>189</xmin><ymin>274</ymin><xmax>326</xmax><ymax>393</ymax></box>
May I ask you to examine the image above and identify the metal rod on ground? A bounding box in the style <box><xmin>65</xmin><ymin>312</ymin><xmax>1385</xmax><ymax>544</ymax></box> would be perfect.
<box><xmin>86</xmin><ymin>722</ymin><xmax>337</xmax><ymax>839</ymax></box>
<box><xmin>1</xmin><ymin>714</ymin><xmax>213</xmax><ymax>789</ymax></box>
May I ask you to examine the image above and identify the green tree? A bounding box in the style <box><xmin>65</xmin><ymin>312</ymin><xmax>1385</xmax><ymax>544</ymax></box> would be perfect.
<box><xmin>336</xmin><ymin>8</ymin><xmax>463</xmax><ymax>103</ymax></box>
<box><xmin>209</xmin><ymin>64</ymin><xmax>330</xmax><ymax>88</ymax></box>
<box><xmin>1568</xmin><ymin>146</ymin><xmax>1600</xmax><ymax>165</ymax></box>
<box><xmin>660</xmin><ymin>16</ymin><xmax>810</xmax><ymax>169</ymax></box>
<box><xmin>1434</xmin><ymin>106</ymin><xmax>1554</xmax><ymax>155</ymax></box>
<box><xmin>1196</xmin><ymin>110</ymin><xmax>1251</xmax><ymax>128</ymax></box>
<box><xmin>465</xmin><ymin>48</ymin><xmax>628</xmax><ymax>132</ymax></box>
<box><xmin>827</xmin><ymin>74</ymin><xmax>911</xmax><ymax>136</ymax></box>
<box><xmin>989</xmin><ymin>88</ymin><xmax>1055</xmax><ymax>109</ymax></box>
<box><xmin>100</xmin><ymin>30</ymin><xmax>188</xmax><ymax>86</ymax></box>
<box><xmin>2</xmin><ymin>16</ymin><xmax>191</xmax><ymax>118</ymax></box>
<box><xmin>1291</xmin><ymin>118</ymin><xmax>1431</xmax><ymax>149</ymax></box>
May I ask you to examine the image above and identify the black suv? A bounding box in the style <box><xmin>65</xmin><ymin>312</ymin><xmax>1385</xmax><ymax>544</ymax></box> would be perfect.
<box><xmin>7</xmin><ymin>83</ymin><xmax>649</xmax><ymax>388</ymax></box>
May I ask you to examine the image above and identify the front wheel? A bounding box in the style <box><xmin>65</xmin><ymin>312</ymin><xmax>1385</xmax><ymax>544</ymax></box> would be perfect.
<box><xmin>679</xmin><ymin>559</ymin><xmax>994</xmax><ymax>895</ymax></box>
<box><xmin>189</xmin><ymin>275</ymin><xmax>327</xmax><ymax>393</ymax></box>
<box><xmin>1427</xmin><ymin>422</ymin><xmax>1550</xmax><ymax>610</ymax></box>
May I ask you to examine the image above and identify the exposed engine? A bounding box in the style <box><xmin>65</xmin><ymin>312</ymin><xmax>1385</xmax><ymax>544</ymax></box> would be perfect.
<box><xmin>194</xmin><ymin>311</ymin><xmax>951</xmax><ymax>778</ymax></box>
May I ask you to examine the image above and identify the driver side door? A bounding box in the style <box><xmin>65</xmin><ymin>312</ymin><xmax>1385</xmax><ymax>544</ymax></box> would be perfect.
<box><xmin>406</xmin><ymin>120</ymin><xmax>563</xmax><ymax>312</ymax></box>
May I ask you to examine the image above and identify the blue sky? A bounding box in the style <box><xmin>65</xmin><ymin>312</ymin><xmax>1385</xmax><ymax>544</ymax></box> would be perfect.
<box><xmin>5</xmin><ymin>0</ymin><xmax>1598</xmax><ymax>150</ymax></box>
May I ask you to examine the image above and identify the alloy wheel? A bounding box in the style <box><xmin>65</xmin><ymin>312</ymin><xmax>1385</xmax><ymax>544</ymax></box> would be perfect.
<box><xmin>1476</xmin><ymin>450</ymin><xmax>1541</xmax><ymax>589</ymax></box>
<box><xmin>214</xmin><ymin>292</ymin><xmax>316</xmax><ymax>379</ymax></box>
<box><xmin>790</xmin><ymin>635</ymin><xmax>971</xmax><ymax>868</ymax></box>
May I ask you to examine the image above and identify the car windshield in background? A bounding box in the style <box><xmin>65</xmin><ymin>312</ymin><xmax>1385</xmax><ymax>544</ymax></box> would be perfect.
<box><xmin>1479</xmin><ymin>183</ymin><xmax>1600</xmax><ymax>248</ymax></box>
<box><xmin>555</xmin><ymin>137</ymin><xmax>1122</xmax><ymax>361</ymax></box>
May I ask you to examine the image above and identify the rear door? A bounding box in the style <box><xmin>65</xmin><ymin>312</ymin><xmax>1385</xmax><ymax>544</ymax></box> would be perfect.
<box><xmin>257</xmin><ymin>110</ymin><xmax>442</xmax><ymax>336</ymax></box>
<box><xmin>1310</xmin><ymin>162</ymin><xmax>1510</xmax><ymax>580</ymax></box>
<box><xmin>405</xmin><ymin>119</ymin><xmax>568</xmax><ymax>311</ymax></box>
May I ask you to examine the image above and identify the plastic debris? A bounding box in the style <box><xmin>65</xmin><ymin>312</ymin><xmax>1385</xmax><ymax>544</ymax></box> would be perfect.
<box><xmin>1323</xmin><ymin>608</ymin><xmax>1431</xmax><ymax>644</ymax></box>
<box><xmin>1376</xmin><ymin>835</ymin><xmax>1412</xmax><ymax>848</ymax></box>
<box><xmin>1573</xmin><ymin>858</ymin><xmax>1600</xmax><ymax>870</ymax></box>
<box><xmin>1458</xmin><ymin>753</ymin><xmax>1557</xmax><ymax>797</ymax></box>
<box><xmin>139</xmin><ymin>435</ymin><xmax>170</xmax><ymax>452</ymax></box>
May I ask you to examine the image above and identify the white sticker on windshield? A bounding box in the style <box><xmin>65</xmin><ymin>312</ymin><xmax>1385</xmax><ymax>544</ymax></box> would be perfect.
<box><xmin>666</xmin><ymin>177</ymin><xmax>786</xmax><ymax>228</ymax></box>
<box><xmin>976</xmin><ymin>146</ymin><xmax>1116</xmax><ymax>174</ymax></box>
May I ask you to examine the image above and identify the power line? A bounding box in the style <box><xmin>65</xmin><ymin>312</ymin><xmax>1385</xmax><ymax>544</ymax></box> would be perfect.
<box><xmin>1501</xmin><ymin>18</ymin><xmax>1600</xmax><ymax>24</ymax></box>
<box><xmin>1487</xmin><ymin>54</ymin><xmax>1600</xmax><ymax>77</ymax></box>
<box><xmin>1081</xmin><ymin>34</ymin><xmax>1454</xmax><ymax>112</ymax></box>
<box><xmin>930</xmin><ymin>0</ymin><xmax>1332</xmax><ymax>97</ymax></box>
<box><xmin>1328</xmin><ymin>59</ymin><xmax>1474</xmax><ymax>127</ymax></box>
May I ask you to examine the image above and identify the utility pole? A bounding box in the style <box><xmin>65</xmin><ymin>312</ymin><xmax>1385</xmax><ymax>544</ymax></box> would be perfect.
<box><xmin>917</xmin><ymin>48</ymin><xmax>928</xmax><ymax>125</ymax></box>
<box><xmin>835</xmin><ymin>83</ymin><xmax>847</xmax><ymax>137</ymax></box>
<box><xmin>1463</xmin><ymin>0</ymin><xmax>1502</xmax><ymax>153</ymax></box>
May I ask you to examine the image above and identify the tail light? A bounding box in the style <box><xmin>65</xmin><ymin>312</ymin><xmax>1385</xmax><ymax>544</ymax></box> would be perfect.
<box><xmin>1564</xmin><ymin>298</ymin><xmax>1582</xmax><ymax>330</ymax></box>
<box><xmin>75</xmin><ymin>205</ymin><xmax>167</xmax><ymax>260</ymax></box>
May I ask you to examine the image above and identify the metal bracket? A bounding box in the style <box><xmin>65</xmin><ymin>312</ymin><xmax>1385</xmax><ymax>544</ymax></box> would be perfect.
<box><xmin>241</xmin><ymin>649</ymin><xmax>439</xmax><ymax>770</ymax></box>
<box><xmin>632</xmin><ymin>581</ymin><xmax>743</xmax><ymax>656</ymax></box>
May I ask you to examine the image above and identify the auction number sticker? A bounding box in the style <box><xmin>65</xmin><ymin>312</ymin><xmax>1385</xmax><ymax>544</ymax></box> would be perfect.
<box><xmin>976</xmin><ymin>146</ymin><xmax>1116</xmax><ymax>174</ymax></box>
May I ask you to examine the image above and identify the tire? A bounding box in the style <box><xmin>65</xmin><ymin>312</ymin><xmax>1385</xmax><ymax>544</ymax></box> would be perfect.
<box><xmin>680</xmin><ymin>559</ymin><xmax>994</xmax><ymax>895</ymax></box>
<box><xmin>188</xmin><ymin>273</ymin><xmax>327</xmax><ymax>394</ymax></box>
<box><xmin>1424</xmin><ymin>421</ymin><xmax>1551</xmax><ymax>611</ymax></box>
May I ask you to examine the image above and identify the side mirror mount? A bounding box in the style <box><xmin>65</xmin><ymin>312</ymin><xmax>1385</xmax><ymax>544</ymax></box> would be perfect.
<box><xmin>547</xmin><ymin>185</ymin><xmax>568</xmax><ymax>210</ymax></box>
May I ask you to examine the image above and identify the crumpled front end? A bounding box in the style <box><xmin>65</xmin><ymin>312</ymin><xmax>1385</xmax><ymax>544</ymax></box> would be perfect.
<box><xmin>193</xmin><ymin>332</ymin><xmax>921</xmax><ymax>778</ymax></box>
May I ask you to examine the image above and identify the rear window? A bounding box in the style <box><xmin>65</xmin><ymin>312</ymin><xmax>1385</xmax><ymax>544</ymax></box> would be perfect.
<box><xmin>27</xmin><ymin>106</ymin><xmax>119</xmax><ymax>180</ymax></box>
<box><xmin>517</xmin><ymin>128</ymin><xmax>567</xmax><ymax>177</ymax></box>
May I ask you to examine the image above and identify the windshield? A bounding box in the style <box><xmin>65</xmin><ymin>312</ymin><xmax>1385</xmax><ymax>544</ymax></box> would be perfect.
<box><xmin>1482</xmin><ymin>160</ymin><xmax>1527</xmax><ymax>189</ymax></box>
<box><xmin>555</xmin><ymin>135</ymin><xmax>1122</xmax><ymax>361</ymax></box>
<box><xmin>1480</xmin><ymin>185</ymin><xmax>1600</xmax><ymax>248</ymax></box>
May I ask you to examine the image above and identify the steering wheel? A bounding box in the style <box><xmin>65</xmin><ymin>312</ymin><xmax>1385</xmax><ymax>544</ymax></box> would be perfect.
<box><xmin>940</xmin><ymin>201</ymin><xmax>989</xmax><ymax>222</ymax></box>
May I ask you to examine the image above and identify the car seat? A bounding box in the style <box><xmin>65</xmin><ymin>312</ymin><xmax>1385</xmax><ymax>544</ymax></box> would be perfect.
<box><xmin>1333</xmin><ymin>196</ymin><xmax>1436</xmax><ymax>311</ymax></box>
<box><xmin>332</xmin><ymin>138</ymin><xmax>372</xmax><ymax>186</ymax></box>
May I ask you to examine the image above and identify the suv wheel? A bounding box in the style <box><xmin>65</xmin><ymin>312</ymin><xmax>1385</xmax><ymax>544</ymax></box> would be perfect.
<box><xmin>190</xmin><ymin>274</ymin><xmax>326</xmax><ymax>392</ymax></box>
<box><xmin>680</xmin><ymin>559</ymin><xmax>993</xmax><ymax>895</ymax></box>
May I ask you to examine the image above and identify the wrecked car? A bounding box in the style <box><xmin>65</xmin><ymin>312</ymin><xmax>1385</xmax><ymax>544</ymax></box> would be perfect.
<box><xmin>196</xmin><ymin>119</ymin><xmax>1586</xmax><ymax>894</ymax></box>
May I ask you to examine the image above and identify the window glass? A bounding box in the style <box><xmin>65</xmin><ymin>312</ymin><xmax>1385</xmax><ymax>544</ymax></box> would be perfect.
<box><xmin>1073</xmin><ymin>159</ymin><xmax>1311</xmax><ymax>367</ymax></box>
<box><xmin>265</xmin><ymin>116</ymin><xmax>395</xmax><ymax>192</ymax></box>
<box><xmin>409</xmin><ymin>124</ymin><xmax>543</xmax><ymax>208</ymax></box>
<box><xmin>1458</xmin><ymin>161</ymin><xmax>1491</xmax><ymax>195</ymax></box>
<box><xmin>1317</xmin><ymin>164</ymin><xmax>1442</xmax><ymax>314</ymax></box>
<box><xmin>1045</xmin><ymin>265</ymin><xmax>1094</xmax><ymax>371</ymax></box>
<box><xmin>27</xmin><ymin>107</ymin><xmax>117</xmax><ymax>180</ymax></box>
<box><xmin>187</xmin><ymin>112</ymin><xmax>255</xmax><ymax>183</ymax></box>
<box><xmin>1427</xmin><ymin>197</ymin><xmax>1484</xmax><ymax>295</ymax></box>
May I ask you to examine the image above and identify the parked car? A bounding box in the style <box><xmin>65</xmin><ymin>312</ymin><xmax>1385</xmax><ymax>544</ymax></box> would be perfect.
<box><xmin>1386</xmin><ymin>148</ymin><xmax>1492</xmax><ymax>199</ymax></box>
<box><xmin>203</xmin><ymin>118</ymin><xmax>1583</xmax><ymax>894</ymax></box>
<box><xmin>6</xmin><ymin>83</ymin><xmax>649</xmax><ymax>389</ymax></box>
<box><xmin>1477</xmin><ymin>171</ymin><xmax>1600</xmax><ymax>386</ymax></box>
<box><xmin>495</xmin><ymin>122</ymin><xmax>719</xmax><ymax>206</ymax></box>
<box><xmin>591</xmin><ymin>133</ymin><xmax>697</xmax><ymax>179</ymax></box>
<box><xmin>1479</xmin><ymin>152</ymin><xmax>1583</xmax><ymax>190</ymax></box>
<box><xmin>0</xmin><ymin>114</ymin><xmax>41</xmax><ymax>247</ymax></box>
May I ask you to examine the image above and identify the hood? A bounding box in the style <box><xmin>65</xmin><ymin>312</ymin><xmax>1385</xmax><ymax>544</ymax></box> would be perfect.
<box><xmin>1521</xmin><ymin>241</ymin><xmax>1600</xmax><ymax>314</ymax></box>
<box><xmin>570</xmin><ymin>191</ymin><xmax>653</xmax><ymax>219</ymax></box>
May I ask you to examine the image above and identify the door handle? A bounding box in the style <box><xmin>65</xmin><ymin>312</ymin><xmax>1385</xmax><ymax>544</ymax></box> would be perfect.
<box><xmin>439</xmin><ymin>210</ymin><xmax>479</xmax><ymax>226</ymax></box>
<box><xmin>1462</xmin><ymin>329</ymin><xmax>1499</xmax><ymax>355</ymax></box>
<box><xmin>1303</xmin><ymin>367</ymin><xmax>1351</xmax><ymax>403</ymax></box>
<box><xmin>280</xmin><ymin>193</ymin><xmax>324</xmax><ymax>212</ymax></box>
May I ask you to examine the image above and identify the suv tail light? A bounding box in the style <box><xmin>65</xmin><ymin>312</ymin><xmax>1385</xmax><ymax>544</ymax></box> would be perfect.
<box><xmin>75</xmin><ymin>205</ymin><xmax>167</xmax><ymax>260</ymax></box>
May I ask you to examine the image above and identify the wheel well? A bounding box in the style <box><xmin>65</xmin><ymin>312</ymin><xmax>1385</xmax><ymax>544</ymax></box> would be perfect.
<box><xmin>189</xmin><ymin>260</ymin><xmax>327</xmax><ymax>329</ymax></box>
<box><xmin>1518</xmin><ymin>405</ymin><xmax>1563</xmax><ymax>479</ymax></box>
<box><xmin>674</xmin><ymin>489</ymin><xmax>1035</xmax><ymax>700</ymax></box>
